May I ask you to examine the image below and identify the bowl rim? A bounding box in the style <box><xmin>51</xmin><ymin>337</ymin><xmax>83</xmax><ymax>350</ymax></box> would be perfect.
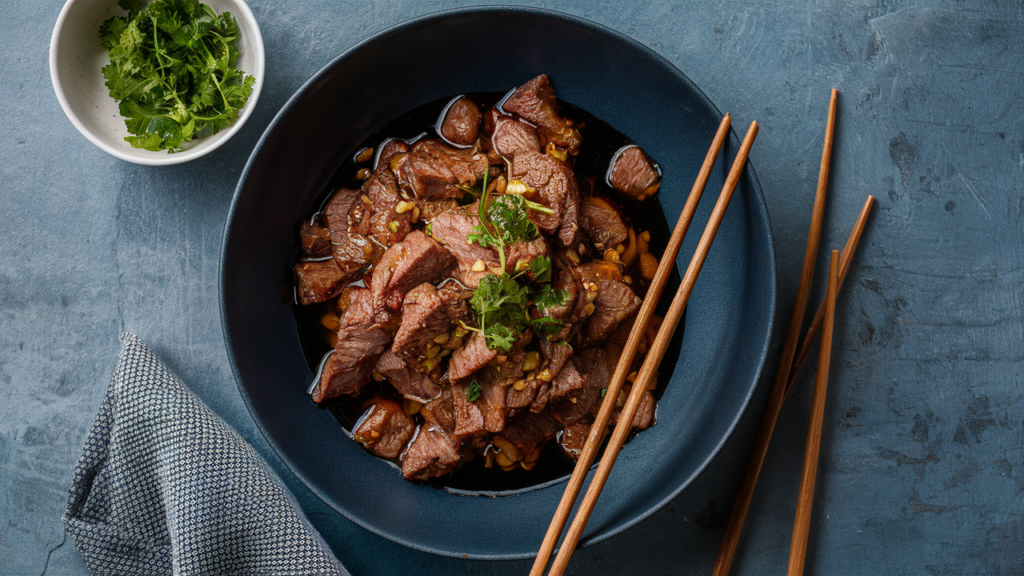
<box><xmin>220</xmin><ymin>5</ymin><xmax>776</xmax><ymax>559</ymax></box>
<box><xmin>48</xmin><ymin>0</ymin><xmax>265</xmax><ymax>166</ymax></box>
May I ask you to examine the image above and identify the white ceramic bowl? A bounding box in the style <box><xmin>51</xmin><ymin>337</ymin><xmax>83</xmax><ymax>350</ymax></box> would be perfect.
<box><xmin>49</xmin><ymin>0</ymin><xmax>264</xmax><ymax>165</ymax></box>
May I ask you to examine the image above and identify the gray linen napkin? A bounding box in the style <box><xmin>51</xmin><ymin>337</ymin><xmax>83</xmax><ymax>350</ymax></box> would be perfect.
<box><xmin>63</xmin><ymin>333</ymin><xmax>347</xmax><ymax>575</ymax></box>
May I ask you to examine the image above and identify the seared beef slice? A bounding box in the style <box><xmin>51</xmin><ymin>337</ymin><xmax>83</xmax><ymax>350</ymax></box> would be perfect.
<box><xmin>440</xmin><ymin>97</ymin><xmax>481</xmax><ymax>146</ymax></box>
<box><xmin>608</xmin><ymin>145</ymin><xmax>661</xmax><ymax>200</ymax></box>
<box><xmin>580</xmin><ymin>278</ymin><xmax>641</xmax><ymax>347</ymax></box>
<box><xmin>313</xmin><ymin>288</ymin><xmax>394</xmax><ymax>402</ymax></box>
<box><xmin>370</xmin><ymin>230</ymin><xmax>455</xmax><ymax>310</ymax></box>
<box><xmin>294</xmin><ymin>259</ymin><xmax>348</xmax><ymax>305</ymax></box>
<box><xmin>395</xmin><ymin>140</ymin><xmax>488</xmax><ymax>200</ymax></box>
<box><xmin>401</xmin><ymin>426</ymin><xmax>462</xmax><ymax>481</ymax></box>
<box><xmin>353</xmin><ymin>399</ymin><xmax>415</xmax><ymax>459</ymax></box>
<box><xmin>375</xmin><ymin>349</ymin><xmax>441</xmax><ymax>402</ymax></box>
<box><xmin>502</xmin><ymin>74</ymin><xmax>581</xmax><ymax>154</ymax></box>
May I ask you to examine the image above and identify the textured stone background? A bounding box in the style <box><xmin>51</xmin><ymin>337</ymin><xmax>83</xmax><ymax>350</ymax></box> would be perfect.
<box><xmin>2</xmin><ymin>1</ymin><xmax>1022</xmax><ymax>574</ymax></box>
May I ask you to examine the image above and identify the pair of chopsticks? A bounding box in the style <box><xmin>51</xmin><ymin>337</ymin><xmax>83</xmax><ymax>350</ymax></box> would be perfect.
<box><xmin>713</xmin><ymin>90</ymin><xmax>876</xmax><ymax>576</ymax></box>
<box><xmin>530</xmin><ymin>114</ymin><xmax>760</xmax><ymax>576</ymax></box>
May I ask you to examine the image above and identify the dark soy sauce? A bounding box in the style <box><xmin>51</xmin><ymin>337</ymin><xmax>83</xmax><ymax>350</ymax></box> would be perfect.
<box><xmin>293</xmin><ymin>93</ymin><xmax>683</xmax><ymax>495</ymax></box>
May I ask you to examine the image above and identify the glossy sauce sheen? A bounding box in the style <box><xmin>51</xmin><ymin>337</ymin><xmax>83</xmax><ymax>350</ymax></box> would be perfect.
<box><xmin>293</xmin><ymin>93</ymin><xmax>683</xmax><ymax>494</ymax></box>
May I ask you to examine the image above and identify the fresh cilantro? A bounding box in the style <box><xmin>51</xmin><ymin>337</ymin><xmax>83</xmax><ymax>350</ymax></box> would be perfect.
<box><xmin>99</xmin><ymin>0</ymin><xmax>255</xmax><ymax>152</ymax></box>
<box><xmin>533</xmin><ymin>284</ymin><xmax>569</xmax><ymax>311</ymax></box>
<box><xmin>467</xmin><ymin>380</ymin><xmax>482</xmax><ymax>402</ymax></box>
<box><xmin>527</xmin><ymin>256</ymin><xmax>553</xmax><ymax>283</ymax></box>
<box><xmin>465</xmin><ymin>273</ymin><xmax>567</xmax><ymax>351</ymax></box>
<box><xmin>468</xmin><ymin>172</ymin><xmax>555</xmax><ymax>275</ymax></box>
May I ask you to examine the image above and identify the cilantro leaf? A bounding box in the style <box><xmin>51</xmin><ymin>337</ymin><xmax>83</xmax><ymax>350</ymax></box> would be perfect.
<box><xmin>467</xmin><ymin>380</ymin><xmax>482</xmax><ymax>402</ymax></box>
<box><xmin>527</xmin><ymin>256</ymin><xmax>553</xmax><ymax>283</ymax></box>
<box><xmin>98</xmin><ymin>0</ymin><xmax>255</xmax><ymax>152</ymax></box>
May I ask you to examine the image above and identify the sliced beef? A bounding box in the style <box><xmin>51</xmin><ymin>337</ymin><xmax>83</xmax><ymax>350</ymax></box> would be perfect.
<box><xmin>370</xmin><ymin>231</ymin><xmax>455</xmax><ymax>310</ymax></box>
<box><xmin>580</xmin><ymin>278</ymin><xmax>642</xmax><ymax>347</ymax></box>
<box><xmin>299</xmin><ymin>219</ymin><xmax>332</xmax><ymax>257</ymax></box>
<box><xmin>392</xmin><ymin>284</ymin><xmax>451</xmax><ymax>369</ymax></box>
<box><xmin>500</xmin><ymin>410</ymin><xmax>561</xmax><ymax>455</ymax></box>
<box><xmin>375</xmin><ymin>349</ymin><xmax>441</xmax><ymax>401</ymax></box>
<box><xmin>401</xmin><ymin>426</ymin><xmax>462</xmax><ymax>481</ymax></box>
<box><xmin>478</xmin><ymin>376</ymin><xmax>508</xmax><ymax>433</ymax></box>
<box><xmin>394</xmin><ymin>140</ymin><xmax>488</xmax><ymax>200</ymax></box>
<box><xmin>440</xmin><ymin>97</ymin><xmax>481</xmax><ymax>147</ymax></box>
<box><xmin>313</xmin><ymin>288</ymin><xmax>394</xmax><ymax>402</ymax></box>
<box><xmin>631</xmin><ymin>391</ymin><xmax>655</xmax><ymax>430</ymax></box>
<box><xmin>507</xmin><ymin>378</ymin><xmax>540</xmax><ymax>411</ymax></box>
<box><xmin>548</xmin><ymin>359</ymin><xmax>586</xmax><ymax>403</ymax></box>
<box><xmin>530</xmin><ymin>381</ymin><xmax>551</xmax><ymax>414</ymax></box>
<box><xmin>429</xmin><ymin>207</ymin><xmax>499</xmax><ymax>287</ymax></box>
<box><xmin>324</xmin><ymin>187</ymin><xmax>373</xmax><ymax>271</ymax></box>
<box><xmin>352</xmin><ymin>399</ymin><xmax>415</xmax><ymax>460</ymax></box>
<box><xmin>551</xmin><ymin>348</ymin><xmax>608</xmax><ymax>425</ymax></box>
<box><xmin>560</xmin><ymin>421</ymin><xmax>591</xmax><ymax>458</ymax></box>
<box><xmin>506</xmin><ymin>237</ymin><xmax>549</xmax><ymax>281</ymax></box>
<box><xmin>375</xmin><ymin>139</ymin><xmax>410</xmax><ymax>172</ymax></box>
<box><xmin>538</xmin><ymin>339</ymin><xmax>573</xmax><ymax>380</ymax></box>
<box><xmin>608</xmin><ymin>145</ymin><xmax>661</xmax><ymax>201</ymax></box>
<box><xmin>421</xmin><ymin>385</ymin><xmax>456</xmax><ymax>433</ymax></box>
<box><xmin>451</xmin><ymin>381</ymin><xmax>486</xmax><ymax>439</ymax></box>
<box><xmin>491</xmin><ymin>116</ymin><xmax>541</xmax><ymax>159</ymax></box>
<box><xmin>580</xmin><ymin>196</ymin><xmax>628</xmax><ymax>249</ymax></box>
<box><xmin>448</xmin><ymin>331</ymin><xmax>497</xmax><ymax>382</ymax></box>
<box><xmin>509</xmin><ymin>151</ymin><xmax>580</xmax><ymax>246</ymax></box>
<box><xmin>364</xmin><ymin>169</ymin><xmax>413</xmax><ymax>247</ymax></box>
<box><xmin>419</xmin><ymin>198</ymin><xmax>458</xmax><ymax>221</ymax></box>
<box><xmin>294</xmin><ymin>259</ymin><xmax>348</xmax><ymax>305</ymax></box>
<box><xmin>502</xmin><ymin>74</ymin><xmax>581</xmax><ymax>154</ymax></box>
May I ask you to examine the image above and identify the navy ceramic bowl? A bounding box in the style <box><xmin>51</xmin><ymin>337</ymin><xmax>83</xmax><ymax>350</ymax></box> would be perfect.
<box><xmin>221</xmin><ymin>6</ymin><xmax>775</xmax><ymax>560</ymax></box>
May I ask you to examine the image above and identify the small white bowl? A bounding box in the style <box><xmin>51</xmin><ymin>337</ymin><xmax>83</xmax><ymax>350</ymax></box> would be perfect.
<box><xmin>49</xmin><ymin>0</ymin><xmax>265</xmax><ymax>165</ymax></box>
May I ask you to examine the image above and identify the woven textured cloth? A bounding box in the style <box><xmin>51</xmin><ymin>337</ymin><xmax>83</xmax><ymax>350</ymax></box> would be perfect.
<box><xmin>63</xmin><ymin>333</ymin><xmax>347</xmax><ymax>575</ymax></box>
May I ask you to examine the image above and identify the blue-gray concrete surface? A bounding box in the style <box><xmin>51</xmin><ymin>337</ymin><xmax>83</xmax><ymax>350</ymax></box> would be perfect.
<box><xmin>2</xmin><ymin>1</ymin><xmax>1022</xmax><ymax>574</ymax></box>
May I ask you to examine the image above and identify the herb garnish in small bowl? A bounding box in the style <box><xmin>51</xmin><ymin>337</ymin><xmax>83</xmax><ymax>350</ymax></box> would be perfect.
<box><xmin>99</xmin><ymin>0</ymin><xmax>256</xmax><ymax>152</ymax></box>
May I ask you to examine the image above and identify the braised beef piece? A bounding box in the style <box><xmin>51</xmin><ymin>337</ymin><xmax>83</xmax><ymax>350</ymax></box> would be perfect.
<box><xmin>548</xmin><ymin>358</ymin><xmax>586</xmax><ymax>403</ymax></box>
<box><xmin>502</xmin><ymin>74</ymin><xmax>581</xmax><ymax>154</ymax></box>
<box><xmin>376</xmin><ymin>139</ymin><xmax>410</xmax><ymax>172</ymax></box>
<box><xmin>506</xmin><ymin>237</ymin><xmax>548</xmax><ymax>281</ymax></box>
<box><xmin>313</xmin><ymin>288</ymin><xmax>394</xmax><ymax>402</ymax></box>
<box><xmin>500</xmin><ymin>410</ymin><xmax>561</xmax><ymax>455</ymax></box>
<box><xmin>478</xmin><ymin>375</ymin><xmax>508</xmax><ymax>433</ymax></box>
<box><xmin>353</xmin><ymin>399</ymin><xmax>415</xmax><ymax>460</ymax></box>
<box><xmin>560</xmin><ymin>421</ymin><xmax>591</xmax><ymax>458</ymax></box>
<box><xmin>324</xmin><ymin>187</ymin><xmax>373</xmax><ymax>271</ymax></box>
<box><xmin>294</xmin><ymin>259</ymin><xmax>348</xmax><ymax>305</ymax></box>
<box><xmin>428</xmin><ymin>207</ymin><xmax>499</xmax><ymax>287</ymax></box>
<box><xmin>451</xmin><ymin>381</ymin><xmax>486</xmax><ymax>439</ymax></box>
<box><xmin>364</xmin><ymin>169</ymin><xmax>413</xmax><ymax>247</ymax></box>
<box><xmin>506</xmin><ymin>378</ymin><xmax>542</xmax><ymax>411</ymax></box>
<box><xmin>299</xmin><ymin>220</ymin><xmax>332</xmax><ymax>257</ymax></box>
<box><xmin>375</xmin><ymin>349</ymin><xmax>441</xmax><ymax>402</ymax></box>
<box><xmin>401</xmin><ymin>426</ymin><xmax>462</xmax><ymax>481</ymax></box>
<box><xmin>508</xmin><ymin>151</ymin><xmax>581</xmax><ymax>246</ymax></box>
<box><xmin>551</xmin><ymin>348</ymin><xmax>608</xmax><ymax>425</ymax></box>
<box><xmin>530</xmin><ymin>381</ymin><xmax>551</xmax><ymax>413</ymax></box>
<box><xmin>631</xmin><ymin>391</ymin><xmax>655</xmax><ymax>430</ymax></box>
<box><xmin>491</xmin><ymin>116</ymin><xmax>542</xmax><ymax>159</ymax></box>
<box><xmin>448</xmin><ymin>331</ymin><xmax>497</xmax><ymax>382</ymax></box>
<box><xmin>608</xmin><ymin>145</ymin><xmax>661</xmax><ymax>201</ymax></box>
<box><xmin>538</xmin><ymin>339</ymin><xmax>573</xmax><ymax>380</ymax></box>
<box><xmin>580</xmin><ymin>196</ymin><xmax>628</xmax><ymax>249</ymax></box>
<box><xmin>421</xmin><ymin>385</ymin><xmax>456</xmax><ymax>433</ymax></box>
<box><xmin>391</xmin><ymin>283</ymin><xmax>459</xmax><ymax>372</ymax></box>
<box><xmin>394</xmin><ymin>140</ymin><xmax>488</xmax><ymax>200</ymax></box>
<box><xmin>579</xmin><ymin>278</ymin><xmax>642</xmax><ymax>347</ymax></box>
<box><xmin>370</xmin><ymin>231</ymin><xmax>455</xmax><ymax>311</ymax></box>
<box><xmin>440</xmin><ymin>98</ymin><xmax>481</xmax><ymax>147</ymax></box>
<box><xmin>419</xmin><ymin>198</ymin><xmax>458</xmax><ymax>220</ymax></box>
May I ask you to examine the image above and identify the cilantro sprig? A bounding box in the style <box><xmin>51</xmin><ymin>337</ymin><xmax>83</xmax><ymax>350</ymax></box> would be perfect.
<box><xmin>463</xmin><ymin>273</ymin><xmax>570</xmax><ymax>352</ymax></box>
<box><xmin>468</xmin><ymin>172</ymin><xmax>554</xmax><ymax>275</ymax></box>
<box><xmin>466</xmin><ymin>380</ymin><xmax>482</xmax><ymax>402</ymax></box>
<box><xmin>99</xmin><ymin>0</ymin><xmax>255</xmax><ymax>152</ymax></box>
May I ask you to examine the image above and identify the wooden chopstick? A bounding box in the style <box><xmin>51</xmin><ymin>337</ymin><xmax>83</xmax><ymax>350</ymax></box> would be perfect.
<box><xmin>785</xmin><ymin>195</ymin><xmax>874</xmax><ymax>396</ymax></box>
<box><xmin>547</xmin><ymin>121</ymin><xmax>760</xmax><ymax>576</ymax></box>
<box><xmin>786</xmin><ymin>249</ymin><xmax>840</xmax><ymax>576</ymax></box>
<box><xmin>529</xmin><ymin>114</ymin><xmax>733</xmax><ymax>576</ymax></box>
<box><xmin>713</xmin><ymin>89</ymin><xmax>838</xmax><ymax>576</ymax></box>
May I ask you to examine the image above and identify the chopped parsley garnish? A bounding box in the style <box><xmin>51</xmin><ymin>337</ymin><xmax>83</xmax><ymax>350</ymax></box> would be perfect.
<box><xmin>99</xmin><ymin>0</ymin><xmax>256</xmax><ymax>152</ymax></box>
<box><xmin>464</xmin><ymin>273</ymin><xmax>568</xmax><ymax>352</ymax></box>
<box><xmin>528</xmin><ymin>255</ymin><xmax>553</xmax><ymax>283</ymax></box>
<box><xmin>466</xmin><ymin>380</ymin><xmax>482</xmax><ymax>402</ymax></box>
<box><xmin>467</xmin><ymin>172</ymin><xmax>553</xmax><ymax>275</ymax></box>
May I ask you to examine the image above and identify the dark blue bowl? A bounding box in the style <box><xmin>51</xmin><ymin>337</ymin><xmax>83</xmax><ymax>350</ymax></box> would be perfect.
<box><xmin>220</xmin><ymin>6</ymin><xmax>775</xmax><ymax>560</ymax></box>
